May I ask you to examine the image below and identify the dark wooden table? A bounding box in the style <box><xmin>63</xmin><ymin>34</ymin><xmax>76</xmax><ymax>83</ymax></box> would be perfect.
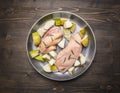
<box><xmin>0</xmin><ymin>0</ymin><xmax>120</xmax><ymax>93</ymax></box>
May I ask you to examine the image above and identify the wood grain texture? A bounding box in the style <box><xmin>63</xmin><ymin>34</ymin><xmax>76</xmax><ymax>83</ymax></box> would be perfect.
<box><xmin>0</xmin><ymin>0</ymin><xmax>120</xmax><ymax>93</ymax></box>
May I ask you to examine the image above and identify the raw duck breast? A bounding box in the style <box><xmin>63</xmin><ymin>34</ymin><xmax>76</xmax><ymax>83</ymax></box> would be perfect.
<box><xmin>38</xmin><ymin>27</ymin><xmax>63</xmax><ymax>53</ymax></box>
<box><xmin>55</xmin><ymin>33</ymin><xmax>82</xmax><ymax>72</ymax></box>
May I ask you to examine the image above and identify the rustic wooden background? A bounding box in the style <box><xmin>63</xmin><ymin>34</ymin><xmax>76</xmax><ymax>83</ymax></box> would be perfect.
<box><xmin>0</xmin><ymin>0</ymin><xmax>120</xmax><ymax>93</ymax></box>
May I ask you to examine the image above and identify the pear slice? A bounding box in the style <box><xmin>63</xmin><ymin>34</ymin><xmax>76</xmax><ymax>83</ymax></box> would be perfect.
<box><xmin>34</xmin><ymin>55</ymin><xmax>46</xmax><ymax>62</ymax></box>
<box><xmin>51</xmin><ymin>65</ymin><xmax>58</xmax><ymax>72</ymax></box>
<box><xmin>49</xmin><ymin>59</ymin><xmax>56</xmax><ymax>65</ymax></box>
<box><xmin>69</xmin><ymin>23</ymin><xmax>76</xmax><ymax>33</ymax></box>
<box><xmin>80</xmin><ymin>54</ymin><xmax>86</xmax><ymax>65</ymax></box>
<box><xmin>42</xmin><ymin>54</ymin><xmax>51</xmax><ymax>61</ymax></box>
<box><xmin>68</xmin><ymin>67</ymin><xmax>75</xmax><ymax>75</ymax></box>
<box><xmin>79</xmin><ymin>28</ymin><xmax>86</xmax><ymax>38</ymax></box>
<box><xmin>32</xmin><ymin>32</ymin><xmax>41</xmax><ymax>46</ymax></box>
<box><xmin>81</xmin><ymin>35</ymin><xmax>89</xmax><ymax>47</ymax></box>
<box><xmin>49</xmin><ymin>51</ymin><xmax>57</xmax><ymax>58</ymax></box>
<box><xmin>74</xmin><ymin>60</ymin><xmax>80</xmax><ymax>66</ymax></box>
<box><xmin>43</xmin><ymin>64</ymin><xmax>51</xmax><ymax>73</ymax></box>
<box><xmin>60</xmin><ymin>18</ymin><xmax>67</xmax><ymax>25</ymax></box>
<box><xmin>44</xmin><ymin>20</ymin><xmax>55</xmax><ymax>30</ymax></box>
<box><xmin>54</xmin><ymin>18</ymin><xmax>61</xmax><ymax>26</ymax></box>
<box><xmin>37</xmin><ymin>27</ymin><xmax>47</xmax><ymax>37</ymax></box>
<box><xmin>64</xmin><ymin>28</ymin><xmax>71</xmax><ymax>40</ymax></box>
<box><xmin>58</xmin><ymin>38</ymin><xmax>66</xmax><ymax>48</ymax></box>
<box><xmin>29</xmin><ymin>50</ymin><xmax>39</xmax><ymax>58</ymax></box>
<box><xmin>64</xmin><ymin>20</ymin><xmax>72</xmax><ymax>28</ymax></box>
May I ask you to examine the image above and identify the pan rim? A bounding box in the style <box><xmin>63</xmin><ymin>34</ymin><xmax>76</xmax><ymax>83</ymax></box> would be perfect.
<box><xmin>26</xmin><ymin>11</ymin><xmax>96</xmax><ymax>81</ymax></box>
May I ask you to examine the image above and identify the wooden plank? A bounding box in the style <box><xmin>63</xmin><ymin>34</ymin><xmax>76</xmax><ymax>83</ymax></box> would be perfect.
<box><xmin>0</xmin><ymin>0</ymin><xmax>120</xmax><ymax>93</ymax></box>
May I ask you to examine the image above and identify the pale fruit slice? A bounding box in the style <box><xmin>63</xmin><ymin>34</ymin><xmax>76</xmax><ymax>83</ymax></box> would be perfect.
<box><xmin>58</xmin><ymin>38</ymin><xmax>66</xmax><ymax>48</ymax></box>
<box><xmin>51</xmin><ymin>65</ymin><xmax>58</xmax><ymax>72</ymax></box>
<box><xmin>79</xmin><ymin>27</ymin><xmax>86</xmax><ymax>38</ymax></box>
<box><xmin>37</xmin><ymin>27</ymin><xmax>47</xmax><ymax>37</ymax></box>
<box><xmin>49</xmin><ymin>59</ymin><xmax>56</xmax><ymax>65</ymax></box>
<box><xmin>54</xmin><ymin>18</ymin><xmax>61</xmax><ymax>26</ymax></box>
<box><xmin>64</xmin><ymin>28</ymin><xmax>71</xmax><ymax>40</ymax></box>
<box><xmin>43</xmin><ymin>63</ymin><xmax>51</xmax><ymax>73</ymax></box>
<box><xmin>60</xmin><ymin>18</ymin><xmax>67</xmax><ymax>25</ymax></box>
<box><xmin>32</xmin><ymin>32</ymin><xmax>41</xmax><ymax>46</ymax></box>
<box><xmin>64</xmin><ymin>20</ymin><xmax>72</xmax><ymax>28</ymax></box>
<box><xmin>68</xmin><ymin>67</ymin><xmax>75</xmax><ymax>75</ymax></box>
<box><xmin>81</xmin><ymin>35</ymin><xmax>89</xmax><ymax>47</ymax></box>
<box><xmin>49</xmin><ymin>51</ymin><xmax>57</xmax><ymax>58</ymax></box>
<box><xmin>29</xmin><ymin>50</ymin><xmax>39</xmax><ymax>58</ymax></box>
<box><xmin>69</xmin><ymin>23</ymin><xmax>76</xmax><ymax>33</ymax></box>
<box><xmin>35</xmin><ymin>55</ymin><xmax>46</xmax><ymax>62</ymax></box>
<box><xmin>64</xmin><ymin>34</ymin><xmax>71</xmax><ymax>40</ymax></box>
<box><xmin>44</xmin><ymin>20</ymin><xmax>55</xmax><ymax>30</ymax></box>
<box><xmin>43</xmin><ymin>54</ymin><xmax>51</xmax><ymax>61</ymax></box>
<box><xmin>80</xmin><ymin>54</ymin><xmax>86</xmax><ymax>65</ymax></box>
<box><xmin>74</xmin><ymin>60</ymin><xmax>80</xmax><ymax>66</ymax></box>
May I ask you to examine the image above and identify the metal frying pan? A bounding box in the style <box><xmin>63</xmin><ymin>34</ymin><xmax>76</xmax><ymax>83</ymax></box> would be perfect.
<box><xmin>26</xmin><ymin>11</ymin><xmax>96</xmax><ymax>81</ymax></box>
